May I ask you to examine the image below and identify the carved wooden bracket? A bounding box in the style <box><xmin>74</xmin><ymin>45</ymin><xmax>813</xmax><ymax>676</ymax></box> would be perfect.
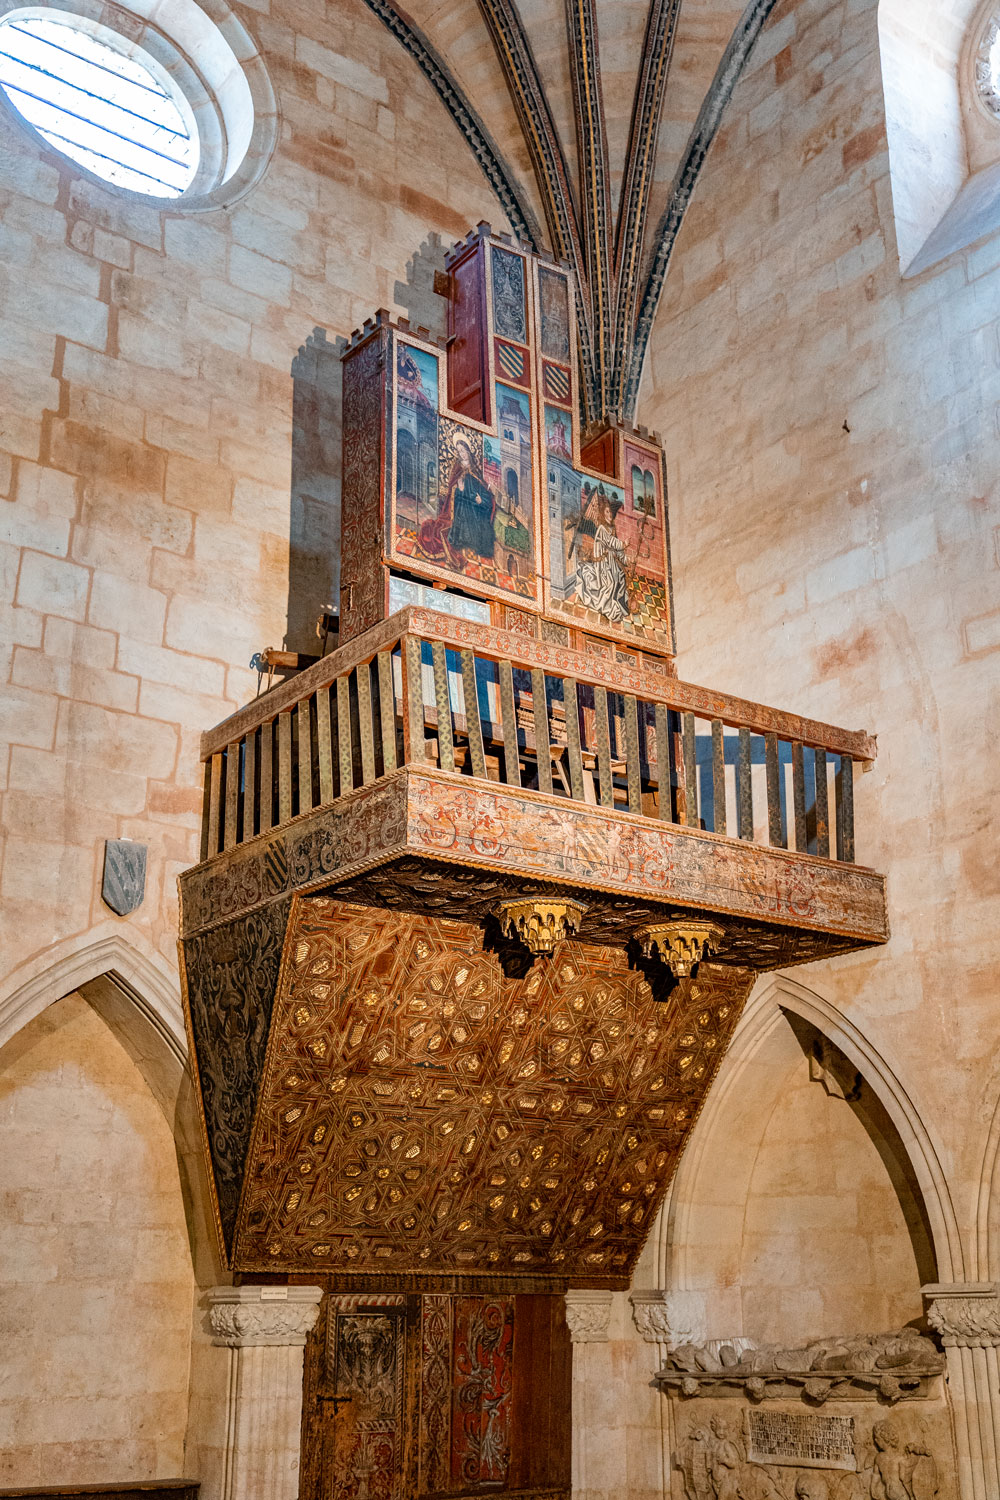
<box><xmin>496</xmin><ymin>897</ymin><xmax>587</xmax><ymax>955</ymax></box>
<box><xmin>637</xmin><ymin>919</ymin><xmax>724</xmax><ymax>977</ymax></box>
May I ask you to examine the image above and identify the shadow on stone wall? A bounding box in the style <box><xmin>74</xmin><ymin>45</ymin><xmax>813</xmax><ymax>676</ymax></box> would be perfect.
<box><xmin>287</xmin><ymin>327</ymin><xmax>343</xmax><ymax>656</ymax></box>
<box><xmin>393</xmin><ymin>232</ymin><xmax>448</xmax><ymax>339</ymax></box>
<box><xmin>284</xmin><ymin>235</ymin><xmax>448</xmax><ymax>655</ymax></box>
<box><xmin>784</xmin><ymin>1012</ymin><xmax>938</xmax><ymax>1288</ymax></box>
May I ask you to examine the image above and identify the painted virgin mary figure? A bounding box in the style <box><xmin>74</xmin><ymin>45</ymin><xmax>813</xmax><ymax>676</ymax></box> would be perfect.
<box><xmin>566</xmin><ymin>484</ymin><xmax>630</xmax><ymax>623</ymax></box>
<box><xmin>419</xmin><ymin>437</ymin><xmax>496</xmax><ymax>566</ymax></box>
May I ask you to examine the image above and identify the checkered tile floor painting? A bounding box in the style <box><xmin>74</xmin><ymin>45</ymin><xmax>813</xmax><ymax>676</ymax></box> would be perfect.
<box><xmin>626</xmin><ymin>573</ymin><xmax>669</xmax><ymax>632</ymax></box>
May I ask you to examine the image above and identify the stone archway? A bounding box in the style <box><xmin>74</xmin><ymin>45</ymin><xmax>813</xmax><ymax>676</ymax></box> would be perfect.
<box><xmin>641</xmin><ymin>972</ymin><xmax>977</xmax><ymax>1500</ymax></box>
<box><xmin>0</xmin><ymin>931</ymin><xmax>211</xmax><ymax>1489</ymax></box>
<box><xmin>657</xmin><ymin>971</ymin><xmax>963</xmax><ymax>1301</ymax></box>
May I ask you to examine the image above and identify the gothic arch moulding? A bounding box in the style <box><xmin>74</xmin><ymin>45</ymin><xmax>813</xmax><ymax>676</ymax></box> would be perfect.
<box><xmin>652</xmin><ymin>972</ymin><xmax>964</xmax><ymax>1342</ymax></box>
<box><xmin>974</xmin><ymin>1075</ymin><xmax>1000</xmax><ymax>1281</ymax></box>
<box><xmin>0</xmin><ymin>926</ymin><xmax>222</xmax><ymax>1281</ymax></box>
<box><xmin>0</xmin><ymin>923</ymin><xmax>185</xmax><ymax>1062</ymax></box>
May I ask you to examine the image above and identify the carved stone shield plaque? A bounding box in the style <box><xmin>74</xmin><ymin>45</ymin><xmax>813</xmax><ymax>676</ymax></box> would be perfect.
<box><xmin>102</xmin><ymin>840</ymin><xmax>147</xmax><ymax>916</ymax></box>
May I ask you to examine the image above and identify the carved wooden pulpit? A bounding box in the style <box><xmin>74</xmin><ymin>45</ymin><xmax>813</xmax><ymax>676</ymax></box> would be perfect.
<box><xmin>179</xmin><ymin>224</ymin><xmax>888</xmax><ymax>1499</ymax></box>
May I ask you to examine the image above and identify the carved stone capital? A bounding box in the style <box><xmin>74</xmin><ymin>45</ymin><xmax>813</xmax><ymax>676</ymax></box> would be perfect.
<box><xmin>496</xmin><ymin>897</ymin><xmax>586</xmax><ymax>955</ymax></box>
<box><xmin>565</xmin><ymin>1288</ymin><xmax>613</xmax><ymax>1343</ymax></box>
<box><xmin>630</xmin><ymin>1289</ymin><xmax>672</xmax><ymax>1343</ymax></box>
<box><xmin>637</xmin><ymin>920</ymin><xmax>723</xmax><ymax>977</ymax></box>
<box><xmin>923</xmin><ymin>1282</ymin><xmax>1000</xmax><ymax>1348</ymax></box>
<box><xmin>208</xmin><ymin>1285</ymin><xmax>324</xmax><ymax>1347</ymax></box>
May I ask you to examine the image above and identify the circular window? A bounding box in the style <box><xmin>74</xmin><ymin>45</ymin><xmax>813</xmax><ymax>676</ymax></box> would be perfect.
<box><xmin>975</xmin><ymin>14</ymin><xmax>1000</xmax><ymax>118</ymax></box>
<box><xmin>0</xmin><ymin>13</ymin><xmax>198</xmax><ymax>196</ymax></box>
<box><xmin>0</xmin><ymin>0</ymin><xmax>277</xmax><ymax>208</ymax></box>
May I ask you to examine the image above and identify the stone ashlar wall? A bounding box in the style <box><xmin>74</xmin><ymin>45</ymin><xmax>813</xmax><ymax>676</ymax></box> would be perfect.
<box><xmin>0</xmin><ymin>0</ymin><xmax>501</xmax><ymax>985</ymax></box>
<box><xmin>642</xmin><ymin>0</ymin><xmax>1000</xmax><ymax>1287</ymax></box>
<box><xmin>0</xmin><ymin>993</ymin><xmax>194</xmax><ymax>1487</ymax></box>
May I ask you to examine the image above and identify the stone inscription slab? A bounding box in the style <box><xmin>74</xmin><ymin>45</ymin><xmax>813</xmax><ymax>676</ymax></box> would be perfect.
<box><xmin>745</xmin><ymin>1410</ymin><xmax>856</xmax><ymax>1471</ymax></box>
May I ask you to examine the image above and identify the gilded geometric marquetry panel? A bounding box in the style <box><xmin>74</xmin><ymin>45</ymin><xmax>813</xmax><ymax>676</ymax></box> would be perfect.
<box><xmin>232</xmin><ymin>896</ymin><xmax>753</xmax><ymax>1284</ymax></box>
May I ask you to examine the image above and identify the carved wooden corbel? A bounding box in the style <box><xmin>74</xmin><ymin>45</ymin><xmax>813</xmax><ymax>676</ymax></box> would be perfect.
<box><xmin>637</xmin><ymin>919</ymin><xmax>724</xmax><ymax>977</ymax></box>
<box><xmin>496</xmin><ymin>897</ymin><xmax>587</xmax><ymax>955</ymax></box>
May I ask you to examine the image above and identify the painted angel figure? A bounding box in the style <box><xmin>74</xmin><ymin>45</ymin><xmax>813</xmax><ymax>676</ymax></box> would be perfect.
<box><xmin>565</xmin><ymin>482</ymin><xmax>630</xmax><ymax>623</ymax></box>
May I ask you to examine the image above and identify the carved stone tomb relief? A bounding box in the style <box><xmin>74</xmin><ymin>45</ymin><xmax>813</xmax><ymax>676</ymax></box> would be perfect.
<box><xmin>672</xmin><ymin>1401</ymin><xmax>952</xmax><ymax>1500</ymax></box>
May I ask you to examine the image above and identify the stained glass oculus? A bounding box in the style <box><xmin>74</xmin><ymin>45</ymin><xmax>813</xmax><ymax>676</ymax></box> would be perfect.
<box><xmin>0</xmin><ymin>13</ymin><xmax>198</xmax><ymax>196</ymax></box>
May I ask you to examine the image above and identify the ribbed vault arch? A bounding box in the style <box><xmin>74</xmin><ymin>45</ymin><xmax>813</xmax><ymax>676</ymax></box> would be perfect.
<box><xmin>357</xmin><ymin>0</ymin><xmax>783</xmax><ymax>421</ymax></box>
<box><xmin>653</xmin><ymin>971</ymin><xmax>964</xmax><ymax>1318</ymax></box>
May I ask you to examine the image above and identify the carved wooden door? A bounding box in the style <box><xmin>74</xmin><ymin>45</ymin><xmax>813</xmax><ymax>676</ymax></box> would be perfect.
<box><xmin>300</xmin><ymin>1291</ymin><xmax>570</xmax><ymax>1500</ymax></box>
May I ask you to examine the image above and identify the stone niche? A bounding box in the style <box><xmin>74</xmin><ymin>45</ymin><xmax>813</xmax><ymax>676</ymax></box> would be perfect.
<box><xmin>658</xmin><ymin>1331</ymin><xmax>955</xmax><ymax>1499</ymax></box>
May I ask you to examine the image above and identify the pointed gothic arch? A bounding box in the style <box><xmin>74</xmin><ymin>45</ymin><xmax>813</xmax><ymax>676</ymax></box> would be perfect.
<box><xmin>653</xmin><ymin>971</ymin><xmax>965</xmax><ymax>1325</ymax></box>
<box><xmin>0</xmin><ymin>927</ymin><xmax>221</xmax><ymax>1284</ymax></box>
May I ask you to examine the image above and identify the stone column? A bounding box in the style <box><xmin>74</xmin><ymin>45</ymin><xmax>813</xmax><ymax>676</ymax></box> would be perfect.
<box><xmin>924</xmin><ymin>1281</ymin><xmax>1000</xmax><ymax>1500</ymax></box>
<box><xmin>630</xmin><ymin>1290</ymin><xmax>673</xmax><ymax>1500</ymax></box>
<box><xmin>208</xmin><ymin>1284</ymin><xmax>323</xmax><ymax>1500</ymax></box>
<box><xmin>565</xmin><ymin>1289</ymin><xmax>614</xmax><ymax>1500</ymax></box>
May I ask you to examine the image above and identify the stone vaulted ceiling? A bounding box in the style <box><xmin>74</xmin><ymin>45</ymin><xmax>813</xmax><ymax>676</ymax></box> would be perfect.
<box><xmin>360</xmin><ymin>0</ymin><xmax>779</xmax><ymax>419</ymax></box>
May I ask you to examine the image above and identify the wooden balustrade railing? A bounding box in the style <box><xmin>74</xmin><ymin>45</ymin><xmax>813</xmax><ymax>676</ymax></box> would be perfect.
<box><xmin>199</xmin><ymin>607</ymin><xmax>873</xmax><ymax>866</ymax></box>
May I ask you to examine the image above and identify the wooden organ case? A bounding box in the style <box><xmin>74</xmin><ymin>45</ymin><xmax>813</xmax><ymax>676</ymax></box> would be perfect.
<box><xmin>179</xmin><ymin>225</ymin><xmax>889</xmax><ymax>1500</ymax></box>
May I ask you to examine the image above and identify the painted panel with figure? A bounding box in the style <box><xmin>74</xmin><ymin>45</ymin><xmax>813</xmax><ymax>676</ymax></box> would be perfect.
<box><xmin>391</xmin><ymin>338</ymin><xmax>540</xmax><ymax>605</ymax></box>
<box><xmin>544</xmin><ymin>408</ymin><xmax>671</xmax><ymax>647</ymax></box>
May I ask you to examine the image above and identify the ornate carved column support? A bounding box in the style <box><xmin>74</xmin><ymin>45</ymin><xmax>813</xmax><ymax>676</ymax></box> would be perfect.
<box><xmin>630</xmin><ymin>1288</ymin><xmax>672</xmax><ymax>1346</ymax></box>
<box><xmin>565</xmin><ymin>1288</ymin><xmax>613</xmax><ymax>1344</ymax></box>
<box><xmin>924</xmin><ymin>1281</ymin><xmax>1000</xmax><ymax>1500</ymax></box>
<box><xmin>208</xmin><ymin>1285</ymin><xmax>323</xmax><ymax>1500</ymax></box>
<box><xmin>637</xmin><ymin>920</ymin><xmax>723</xmax><ymax>978</ymax></box>
<box><xmin>565</xmin><ymin>1290</ymin><xmax>614</xmax><ymax>1499</ymax></box>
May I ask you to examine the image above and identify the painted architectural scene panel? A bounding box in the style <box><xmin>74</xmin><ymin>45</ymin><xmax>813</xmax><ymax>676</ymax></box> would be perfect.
<box><xmin>545</xmin><ymin>411</ymin><xmax>671</xmax><ymax>647</ymax></box>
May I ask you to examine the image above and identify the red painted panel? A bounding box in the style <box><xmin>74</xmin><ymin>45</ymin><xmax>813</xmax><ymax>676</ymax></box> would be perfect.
<box><xmin>448</xmin><ymin>246</ymin><xmax>490</xmax><ymax>425</ymax></box>
<box><xmin>451</xmin><ymin>1297</ymin><xmax>515</xmax><ymax>1487</ymax></box>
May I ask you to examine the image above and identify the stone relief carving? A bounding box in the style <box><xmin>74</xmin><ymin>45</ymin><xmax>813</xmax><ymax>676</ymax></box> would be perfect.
<box><xmin>674</xmin><ymin>1410</ymin><xmax>945</xmax><ymax>1500</ymax></box>
<box><xmin>631</xmin><ymin>1289</ymin><xmax>673</xmax><ymax>1342</ymax></box>
<box><xmin>745</xmin><ymin>1409</ymin><xmax>855</xmax><ymax>1470</ymax></box>
<box><xmin>658</xmin><ymin>1330</ymin><xmax>944</xmax><ymax>1404</ymax></box>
